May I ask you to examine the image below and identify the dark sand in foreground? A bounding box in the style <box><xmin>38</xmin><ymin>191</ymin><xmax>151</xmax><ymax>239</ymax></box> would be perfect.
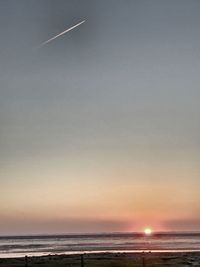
<box><xmin>0</xmin><ymin>252</ymin><xmax>200</xmax><ymax>267</ymax></box>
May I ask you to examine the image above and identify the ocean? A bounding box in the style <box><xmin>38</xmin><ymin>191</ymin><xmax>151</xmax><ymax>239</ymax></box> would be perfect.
<box><xmin>0</xmin><ymin>232</ymin><xmax>200</xmax><ymax>258</ymax></box>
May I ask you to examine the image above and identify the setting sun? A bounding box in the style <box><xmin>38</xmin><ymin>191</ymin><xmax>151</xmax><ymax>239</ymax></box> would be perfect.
<box><xmin>144</xmin><ymin>228</ymin><xmax>152</xmax><ymax>235</ymax></box>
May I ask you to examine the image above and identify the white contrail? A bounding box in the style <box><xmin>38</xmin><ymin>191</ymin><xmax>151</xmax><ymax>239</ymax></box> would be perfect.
<box><xmin>39</xmin><ymin>20</ymin><xmax>86</xmax><ymax>47</ymax></box>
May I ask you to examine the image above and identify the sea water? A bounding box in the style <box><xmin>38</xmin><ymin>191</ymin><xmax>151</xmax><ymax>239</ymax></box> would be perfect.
<box><xmin>0</xmin><ymin>232</ymin><xmax>200</xmax><ymax>258</ymax></box>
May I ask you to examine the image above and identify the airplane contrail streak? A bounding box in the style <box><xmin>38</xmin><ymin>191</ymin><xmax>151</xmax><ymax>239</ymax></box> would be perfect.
<box><xmin>39</xmin><ymin>20</ymin><xmax>86</xmax><ymax>47</ymax></box>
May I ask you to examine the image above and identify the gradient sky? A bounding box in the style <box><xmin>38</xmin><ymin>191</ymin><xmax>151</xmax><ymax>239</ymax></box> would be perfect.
<box><xmin>0</xmin><ymin>0</ymin><xmax>200</xmax><ymax>235</ymax></box>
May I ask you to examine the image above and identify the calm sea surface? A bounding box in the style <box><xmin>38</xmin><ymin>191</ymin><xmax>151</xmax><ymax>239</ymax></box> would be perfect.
<box><xmin>0</xmin><ymin>233</ymin><xmax>200</xmax><ymax>258</ymax></box>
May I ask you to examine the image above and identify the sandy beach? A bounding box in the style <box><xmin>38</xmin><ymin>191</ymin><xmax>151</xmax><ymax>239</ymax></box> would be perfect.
<box><xmin>0</xmin><ymin>252</ymin><xmax>200</xmax><ymax>267</ymax></box>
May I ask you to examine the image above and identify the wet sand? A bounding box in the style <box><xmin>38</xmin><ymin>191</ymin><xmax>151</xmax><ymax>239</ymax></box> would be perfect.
<box><xmin>0</xmin><ymin>252</ymin><xmax>200</xmax><ymax>267</ymax></box>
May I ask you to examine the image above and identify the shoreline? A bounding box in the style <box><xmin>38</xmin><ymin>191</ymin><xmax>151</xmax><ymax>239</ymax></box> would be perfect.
<box><xmin>1</xmin><ymin>248</ymin><xmax>200</xmax><ymax>259</ymax></box>
<box><xmin>0</xmin><ymin>248</ymin><xmax>200</xmax><ymax>259</ymax></box>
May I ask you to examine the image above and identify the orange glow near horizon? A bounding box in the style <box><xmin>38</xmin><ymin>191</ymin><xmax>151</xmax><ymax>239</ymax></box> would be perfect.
<box><xmin>144</xmin><ymin>228</ymin><xmax>152</xmax><ymax>235</ymax></box>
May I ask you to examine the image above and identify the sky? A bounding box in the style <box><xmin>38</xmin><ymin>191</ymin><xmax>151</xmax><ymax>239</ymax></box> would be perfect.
<box><xmin>0</xmin><ymin>0</ymin><xmax>200</xmax><ymax>235</ymax></box>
